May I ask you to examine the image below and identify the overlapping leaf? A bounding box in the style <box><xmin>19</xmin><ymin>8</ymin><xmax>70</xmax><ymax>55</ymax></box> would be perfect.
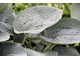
<box><xmin>71</xmin><ymin>3</ymin><xmax>80</xmax><ymax>21</ymax></box>
<box><xmin>0</xmin><ymin>42</ymin><xmax>27</xmax><ymax>56</ymax></box>
<box><xmin>54</xmin><ymin>46</ymin><xmax>80</xmax><ymax>56</ymax></box>
<box><xmin>0</xmin><ymin>32</ymin><xmax>10</xmax><ymax>42</ymax></box>
<box><xmin>40</xmin><ymin>18</ymin><xmax>80</xmax><ymax>44</ymax></box>
<box><xmin>0</xmin><ymin>7</ymin><xmax>15</xmax><ymax>35</ymax></box>
<box><xmin>13</xmin><ymin>6</ymin><xmax>63</xmax><ymax>34</ymax></box>
<box><xmin>0</xmin><ymin>7</ymin><xmax>16</xmax><ymax>25</ymax></box>
<box><xmin>0</xmin><ymin>22</ymin><xmax>14</xmax><ymax>35</ymax></box>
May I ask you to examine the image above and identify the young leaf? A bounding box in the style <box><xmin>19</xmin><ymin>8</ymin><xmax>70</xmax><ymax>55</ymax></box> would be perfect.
<box><xmin>13</xmin><ymin>6</ymin><xmax>63</xmax><ymax>34</ymax></box>
<box><xmin>54</xmin><ymin>46</ymin><xmax>80</xmax><ymax>56</ymax></box>
<box><xmin>0</xmin><ymin>22</ymin><xmax>14</xmax><ymax>35</ymax></box>
<box><xmin>0</xmin><ymin>7</ymin><xmax>16</xmax><ymax>25</ymax></box>
<box><xmin>40</xmin><ymin>18</ymin><xmax>80</xmax><ymax>44</ymax></box>
<box><xmin>0</xmin><ymin>42</ymin><xmax>27</xmax><ymax>56</ymax></box>
<box><xmin>71</xmin><ymin>3</ymin><xmax>80</xmax><ymax>21</ymax></box>
<box><xmin>0</xmin><ymin>32</ymin><xmax>10</xmax><ymax>42</ymax></box>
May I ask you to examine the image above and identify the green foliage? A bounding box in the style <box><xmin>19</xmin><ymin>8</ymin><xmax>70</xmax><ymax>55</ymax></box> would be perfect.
<box><xmin>0</xmin><ymin>3</ymin><xmax>80</xmax><ymax>56</ymax></box>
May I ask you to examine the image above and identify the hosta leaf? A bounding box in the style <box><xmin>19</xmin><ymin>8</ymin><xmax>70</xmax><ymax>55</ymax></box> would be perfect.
<box><xmin>54</xmin><ymin>46</ymin><xmax>80</xmax><ymax>56</ymax></box>
<box><xmin>13</xmin><ymin>6</ymin><xmax>63</xmax><ymax>34</ymax></box>
<box><xmin>0</xmin><ymin>22</ymin><xmax>14</xmax><ymax>35</ymax></box>
<box><xmin>43</xmin><ymin>51</ymin><xmax>58</xmax><ymax>56</ymax></box>
<box><xmin>0</xmin><ymin>42</ymin><xmax>27</xmax><ymax>56</ymax></box>
<box><xmin>0</xmin><ymin>7</ymin><xmax>16</xmax><ymax>25</ymax></box>
<box><xmin>26</xmin><ymin>48</ymin><xmax>44</xmax><ymax>56</ymax></box>
<box><xmin>40</xmin><ymin>18</ymin><xmax>80</xmax><ymax>44</ymax></box>
<box><xmin>0</xmin><ymin>32</ymin><xmax>10</xmax><ymax>42</ymax></box>
<box><xmin>71</xmin><ymin>3</ymin><xmax>80</xmax><ymax>21</ymax></box>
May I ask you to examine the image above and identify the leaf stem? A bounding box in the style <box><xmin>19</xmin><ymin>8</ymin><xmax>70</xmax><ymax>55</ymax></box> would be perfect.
<box><xmin>43</xmin><ymin>43</ymin><xmax>56</xmax><ymax>52</ymax></box>
<box><xmin>66</xmin><ymin>44</ymin><xmax>69</xmax><ymax>47</ymax></box>
<box><xmin>22</xmin><ymin>33</ymin><xmax>28</xmax><ymax>44</ymax></box>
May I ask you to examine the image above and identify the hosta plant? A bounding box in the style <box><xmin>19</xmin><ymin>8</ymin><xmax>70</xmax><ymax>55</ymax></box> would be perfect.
<box><xmin>0</xmin><ymin>3</ymin><xmax>80</xmax><ymax>56</ymax></box>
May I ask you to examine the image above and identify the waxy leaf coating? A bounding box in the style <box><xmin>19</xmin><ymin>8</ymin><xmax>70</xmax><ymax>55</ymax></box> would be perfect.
<box><xmin>40</xmin><ymin>18</ymin><xmax>80</xmax><ymax>44</ymax></box>
<box><xmin>13</xmin><ymin>6</ymin><xmax>63</xmax><ymax>34</ymax></box>
<box><xmin>54</xmin><ymin>46</ymin><xmax>80</xmax><ymax>56</ymax></box>
<box><xmin>0</xmin><ymin>42</ymin><xmax>27</xmax><ymax>56</ymax></box>
<box><xmin>0</xmin><ymin>32</ymin><xmax>10</xmax><ymax>42</ymax></box>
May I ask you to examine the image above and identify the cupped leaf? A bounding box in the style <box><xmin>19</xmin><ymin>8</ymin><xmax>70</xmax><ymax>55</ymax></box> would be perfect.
<box><xmin>0</xmin><ymin>7</ymin><xmax>16</xmax><ymax>25</ymax></box>
<box><xmin>54</xmin><ymin>46</ymin><xmax>80</xmax><ymax>56</ymax></box>
<box><xmin>13</xmin><ymin>6</ymin><xmax>63</xmax><ymax>34</ymax></box>
<box><xmin>71</xmin><ymin>3</ymin><xmax>80</xmax><ymax>21</ymax></box>
<box><xmin>0</xmin><ymin>42</ymin><xmax>27</xmax><ymax>56</ymax></box>
<box><xmin>0</xmin><ymin>22</ymin><xmax>14</xmax><ymax>35</ymax></box>
<box><xmin>40</xmin><ymin>18</ymin><xmax>80</xmax><ymax>44</ymax></box>
<box><xmin>0</xmin><ymin>32</ymin><xmax>10</xmax><ymax>42</ymax></box>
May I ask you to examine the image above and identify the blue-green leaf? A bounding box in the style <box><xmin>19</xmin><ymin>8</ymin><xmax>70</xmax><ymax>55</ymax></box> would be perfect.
<box><xmin>0</xmin><ymin>42</ymin><xmax>27</xmax><ymax>56</ymax></box>
<box><xmin>13</xmin><ymin>6</ymin><xmax>63</xmax><ymax>34</ymax></box>
<box><xmin>0</xmin><ymin>7</ymin><xmax>16</xmax><ymax>25</ymax></box>
<box><xmin>0</xmin><ymin>32</ymin><xmax>10</xmax><ymax>42</ymax></box>
<box><xmin>54</xmin><ymin>46</ymin><xmax>80</xmax><ymax>56</ymax></box>
<box><xmin>40</xmin><ymin>18</ymin><xmax>80</xmax><ymax>44</ymax></box>
<box><xmin>0</xmin><ymin>22</ymin><xmax>14</xmax><ymax>35</ymax></box>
